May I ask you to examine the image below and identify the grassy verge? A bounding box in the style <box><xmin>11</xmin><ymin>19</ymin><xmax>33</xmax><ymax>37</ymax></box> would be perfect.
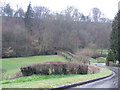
<box><xmin>1</xmin><ymin>67</ymin><xmax>112</xmax><ymax>88</ymax></box>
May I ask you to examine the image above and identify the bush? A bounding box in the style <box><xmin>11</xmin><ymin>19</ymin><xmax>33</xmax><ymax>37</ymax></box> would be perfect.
<box><xmin>20</xmin><ymin>62</ymin><xmax>88</xmax><ymax>76</ymax></box>
<box><xmin>112</xmin><ymin>64</ymin><xmax>120</xmax><ymax>67</ymax></box>
<box><xmin>92</xmin><ymin>53</ymin><xmax>107</xmax><ymax>59</ymax></box>
<box><xmin>39</xmin><ymin>50</ymin><xmax>57</xmax><ymax>55</ymax></box>
<box><xmin>88</xmin><ymin>65</ymin><xmax>100</xmax><ymax>74</ymax></box>
<box><xmin>106</xmin><ymin>49</ymin><xmax>115</xmax><ymax>62</ymax></box>
<box><xmin>76</xmin><ymin>48</ymin><xmax>107</xmax><ymax>59</ymax></box>
<box><xmin>77</xmin><ymin>48</ymin><xmax>94</xmax><ymax>57</ymax></box>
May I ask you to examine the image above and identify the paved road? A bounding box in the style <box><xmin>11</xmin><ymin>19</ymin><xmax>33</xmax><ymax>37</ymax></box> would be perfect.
<box><xmin>67</xmin><ymin>63</ymin><xmax>120</xmax><ymax>90</ymax></box>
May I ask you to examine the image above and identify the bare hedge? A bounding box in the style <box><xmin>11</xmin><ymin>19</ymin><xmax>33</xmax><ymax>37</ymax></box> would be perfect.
<box><xmin>20</xmin><ymin>62</ymin><xmax>88</xmax><ymax>76</ymax></box>
<box><xmin>88</xmin><ymin>65</ymin><xmax>100</xmax><ymax>74</ymax></box>
<box><xmin>91</xmin><ymin>54</ymin><xmax>107</xmax><ymax>59</ymax></box>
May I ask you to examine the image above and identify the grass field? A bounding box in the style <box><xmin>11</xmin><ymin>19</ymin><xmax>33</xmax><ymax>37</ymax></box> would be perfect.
<box><xmin>1</xmin><ymin>55</ymin><xmax>67</xmax><ymax>80</ymax></box>
<box><xmin>1</xmin><ymin>52</ymin><xmax>112</xmax><ymax>88</ymax></box>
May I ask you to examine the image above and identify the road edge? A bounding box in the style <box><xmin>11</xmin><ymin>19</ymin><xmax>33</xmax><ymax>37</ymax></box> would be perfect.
<box><xmin>49</xmin><ymin>67</ymin><xmax>113</xmax><ymax>90</ymax></box>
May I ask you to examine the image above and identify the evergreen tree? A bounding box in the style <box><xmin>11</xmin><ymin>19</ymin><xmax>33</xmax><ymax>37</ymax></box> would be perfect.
<box><xmin>24</xmin><ymin>3</ymin><xmax>34</xmax><ymax>56</ymax></box>
<box><xmin>117</xmin><ymin>10</ymin><xmax>120</xmax><ymax>64</ymax></box>
<box><xmin>4</xmin><ymin>3</ymin><xmax>13</xmax><ymax>16</ymax></box>
<box><xmin>24</xmin><ymin>3</ymin><xmax>33</xmax><ymax>35</ymax></box>
<box><xmin>107</xmin><ymin>10</ymin><xmax>120</xmax><ymax>64</ymax></box>
<box><xmin>106</xmin><ymin>49</ymin><xmax>115</xmax><ymax>64</ymax></box>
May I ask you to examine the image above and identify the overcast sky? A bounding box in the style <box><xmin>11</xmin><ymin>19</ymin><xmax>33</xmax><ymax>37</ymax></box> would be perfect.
<box><xmin>1</xmin><ymin>0</ymin><xmax>120</xmax><ymax>19</ymax></box>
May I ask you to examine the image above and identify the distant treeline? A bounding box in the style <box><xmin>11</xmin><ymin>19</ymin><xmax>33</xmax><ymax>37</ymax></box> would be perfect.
<box><xmin>1</xmin><ymin>3</ymin><xmax>112</xmax><ymax>58</ymax></box>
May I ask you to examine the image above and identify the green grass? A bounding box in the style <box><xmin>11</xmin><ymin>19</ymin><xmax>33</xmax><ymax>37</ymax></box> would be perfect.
<box><xmin>97</xmin><ymin>57</ymin><xmax>106</xmax><ymax>63</ymax></box>
<box><xmin>1</xmin><ymin>55</ymin><xmax>67</xmax><ymax>80</ymax></box>
<box><xmin>90</xmin><ymin>58</ymin><xmax>97</xmax><ymax>63</ymax></box>
<box><xmin>1</xmin><ymin>53</ymin><xmax>112</xmax><ymax>88</ymax></box>
<box><xmin>1</xmin><ymin>67</ymin><xmax>112</xmax><ymax>88</ymax></box>
<box><xmin>90</xmin><ymin>57</ymin><xmax>106</xmax><ymax>63</ymax></box>
<box><xmin>97</xmin><ymin>49</ymin><xmax>108</xmax><ymax>54</ymax></box>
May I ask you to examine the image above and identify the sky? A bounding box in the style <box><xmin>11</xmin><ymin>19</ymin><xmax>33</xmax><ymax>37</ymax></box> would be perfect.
<box><xmin>1</xmin><ymin>0</ymin><xmax>120</xmax><ymax>19</ymax></box>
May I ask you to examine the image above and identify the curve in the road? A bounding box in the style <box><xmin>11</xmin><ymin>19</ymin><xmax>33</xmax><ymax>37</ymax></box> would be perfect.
<box><xmin>49</xmin><ymin>64</ymin><xmax>117</xmax><ymax>90</ymax></box>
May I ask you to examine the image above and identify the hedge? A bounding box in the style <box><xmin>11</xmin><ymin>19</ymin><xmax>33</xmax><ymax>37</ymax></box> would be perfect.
<box><xmin>20</xmin><ymin>62</ymin><xmax>88</xmax><ymax>76</ymax></box>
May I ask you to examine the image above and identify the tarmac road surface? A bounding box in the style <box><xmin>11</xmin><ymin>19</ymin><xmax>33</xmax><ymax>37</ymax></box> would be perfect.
<box><xmin>67</xmin><ymin>63</ymin><xmax>120</xmax><ymax>90</ymax></box>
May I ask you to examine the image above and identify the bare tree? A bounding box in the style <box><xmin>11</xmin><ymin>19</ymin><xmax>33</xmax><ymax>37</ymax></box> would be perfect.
<box><xmin>90</xmin><ymin>8</ymin><xmax>102</xmax><ymax>22</ymax></box>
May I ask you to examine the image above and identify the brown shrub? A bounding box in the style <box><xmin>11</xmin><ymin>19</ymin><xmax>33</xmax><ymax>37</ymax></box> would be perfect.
<box><xmin>77</xmin><ymin>48</ymin><xmax>94</xmax><ymax>57</ymax></box>
<box><xmin>88</xmin><ymin>65</ymin><xmax>100</xmax><ymax>74</ymax></box>
<box><xmin>76</xmin><ymin>48</ymin><xmax>107</xmax><ymax>59</ymax></box>
<box><xmin>20</xmin><ymin>61</ymin><xmax>88</xmax><ymax>76</ymax></box>
<box><xmin>79</xmin><ymin>64</ymin><xmax>89</xmax><ymax>74</ymax></box>
<box><xmin>91</xmin><ymin>53</ymin><xmax>107</xmax><ymax>59</ymax></box>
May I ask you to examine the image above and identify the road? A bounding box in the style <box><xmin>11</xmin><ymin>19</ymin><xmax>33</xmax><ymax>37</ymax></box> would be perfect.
<box><xmin>67</xmin><ymin>63</ymin><xmax>120</xmax><ymax>90</ymax></box>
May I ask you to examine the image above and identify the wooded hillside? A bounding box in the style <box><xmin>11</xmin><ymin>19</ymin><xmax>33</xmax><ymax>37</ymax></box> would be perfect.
<box><xmin>1</xmin><ymin>3</ymin><xmax>112</xmax><ymax>57</ymax></box>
